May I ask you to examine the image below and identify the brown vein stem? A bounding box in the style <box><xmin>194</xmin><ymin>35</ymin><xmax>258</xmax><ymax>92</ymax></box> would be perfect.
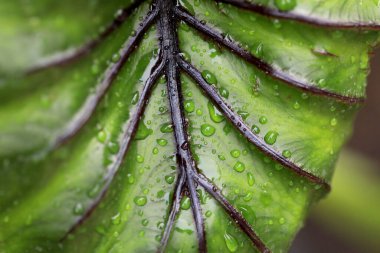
<box><xmin>158</xmin><ymin>0</ymin><xmax>206</xmax><ymax>251</ymax></box>
<box><xmin>61</xmin><ymin>57</ymin><xmax>165</xmax><ymax>240</ymax></box>
<box><xmin>51</xmin><ymin>6</ymin><xmax>158</xmax><ymax>149</ymax></box>
<box><xmin>158</xmin><ymin>172</ymin><xmax>186</xmax><ymax>253</ymax></box>
<box><xmin>194</xmin><ymin>173</ymin><xmax>271</xmax><ymax>253</ymax></box>
<box><xmin>215</xmin><ymin>0</ymin><xmax>380</xmax><ymax>30</ymax></box>
<box><xmin>175</xmin><ymin>7</ymin><xmax>364</xmax><ymax>104</ymax></box>
<box><xmin>27</xmin><ymin>1</ymin><xmax>145</xmax><ymax>74</ymax></box>
<box><xmin>178</xmin><ymin>57</ymin><xmax>331</xmax><ymax>191</ymax></box>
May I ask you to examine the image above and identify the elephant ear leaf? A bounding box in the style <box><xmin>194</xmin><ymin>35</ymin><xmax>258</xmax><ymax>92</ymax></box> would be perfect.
<box><xmin>0</xmin><ymin>0</ymin><xmax>379</xmax><ymax>252</ymax></box>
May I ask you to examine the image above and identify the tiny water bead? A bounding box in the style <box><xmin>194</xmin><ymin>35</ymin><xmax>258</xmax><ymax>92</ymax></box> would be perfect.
<box><xmin>205</xmin><ymin>210</ymin><xmax>212</xmax><ymax>217</ymax></box>
<box><xmin>156</xmin><ymin>138</ymin><xmax>168</xmax><ymax>146</ymax></box>
<box><xmin>264</xmin><ymin>131</ymin><xmax>279</xmax><ymax>145</ymax></box>
<box><xmin>142</xmin><ymin>218</ymin><xmax>149</xmax><ymax>226</ymax></box>
<box><xmin>219</xmin><ymin>87</ymin><xmax>230</xmax><ymax>98</ymax></box>
<box><xmin>251</xmin><ymin>124</ymin><xmax>260</xmax><ymax>134</ymax></box>
<box><xmin>184</xmin><ymin>99</ymin><xmax>195</xmax><ymax>113</ymax></box>
<box><xmin>233</xmin><ymin>161</ymin><xmax>245</xmax><ymax>173</ymax></box>
<box><xmin>230</xmin><ymin>149</ymin><xmax>241</xmax><ymax>158</ymax></box>
<box><xmin>201</xmin><ymin>124</ymin><xmax>216</xmax><ymax>137</ymax></box>
<box><xmin>152</xmin><ymin>147</ymin><xmax>159</xmax><ymax>154</ymax></box>
<box><xmin>180</xmin><ymin>196</ymin><xmax>191</xmax><ymax>210</ymax></box>
<box><xmin>73</xmin><ymin>203</ymin><xmax>84</xmax><ymax>215</ymax></box>
<box><xmin>111</xmin><ymin>53</ymin><xmax>120</xmax><ymax>63</ymax></box>
<box><xmin>282</xmin><ymin>150</ymin><xmax>292</xmax><ymax>158</ymax></box>
<box><xmin>224</xmin><ymin>232</ymin><xmax>239</xmax><ymax>252</ymax></box>
<box><xmin>97</xmin><ymin>130</ymin><xmax>107</xmax><ymax>143</ymax></box>
<box><xmin>136</xmin><ymin>154</ymin><xmax>144</xmax><ymax>163</ymax></box>
<box><xmin>135</xmin><ymin>121</ymin><xmax>153</xmax><ymax>140</ymax></box>
<box><xmin>259</xmin><ymin>116</ymin><xmax>268</xmax><ymax>124</ymax></box>
<box><xmin>274</xmin><ymin>0</ymin><xmax>297</xmax><ymax>12</ymax></box>
<box><xmin>111</xmin><ymin>212</ymin><xmax>121</xmax><ymax>225</ymax></box>
<box><xmin>247</xmin><ymin>172</ymin><xmax>255</xmax><ymax>186</ymax></box>
<box><xmin>330</xmin><ymin>118</ymin><xmax>338</xmax><ymax>127</ymax></box>
<box><xmin>134</xmin><ymin>196</ymin><xmax>147</xmax><ymax>206</ymax></box>
<box><xmin>202</xmin><ymin>70</ymin><xmax>218</xmax><ymax>85</ymax></box>
<box><xmin>208</xmin><ymin>102</ymin><xmax>224</xmax><ymax>123</ymax></box>
<box><xmin>131</xmin><ymin>91</ymin><xmax>139</xmax><ymax>105</ymax></box>
<box><xmin>165</xmin><ymin>175</ymin><xmax>175</xmax><ymax>184</ymax></box>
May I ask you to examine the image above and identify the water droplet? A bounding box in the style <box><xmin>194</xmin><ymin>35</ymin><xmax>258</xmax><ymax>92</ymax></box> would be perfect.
<box><xmin>180</xmin><ymin>196</ymin><xmax>191</xmax><ymax>210</ymax></box>
<box><xmin>160</xmin><ymin>122</ymin><xmax>174</xmax><ymax>133</ymax></box>
<box><xmin>205</xmin><ymin>210</ymin><xmax>212</xmax><ymax>217</ymax></box>
<box><xmin>111</xmin><ymin>53</ymin><xmax>120</xmax><ymax>63</ymax></box>
<box><xmin>237</xmin><ymin>110</ymin><xmax>249</xmax><ymax>120</ymax></box>
<box><xmin>330</xmin><ymin>118</ymin><xmax>337</xmax><ymax>127</ymax></box>
<box><xmin>224</xmin><ymin>232</ymin><xmax>238</xmax><ymax>252</ymax></box>
<box><xmin>274</xmin><ymin>0</ymin><xmax>297</xmax><ymax>11</ymax></box>
<box><xmin>157</xmin><ymin>139</ymin><xmax>168</xmax><ymax>147</ymax></box>
<box><xmin>127</xmin><ymin>174</ymin><xmax>135</xmax><ymax>184</ymax></box>
<box><xmin>134</xmin><ymin>196</ymin><xmax>147</xmax><ymax>206</ymax></box>
<box><xmin>233</xmin><ymin>161</ymin><xmax>245</xmax><ymax>173</ymax></box>
<box><xmin>230</xmin><ymin>149</ymin><xmax>240</xmax><ymax>158</ymax></box>
<box><xmin>152</xmin><ymin>147</ymin><xmax>159</xmax><ymax>154</ymax></box>
<box><xmin>282</xmin><ymin>150</ymin><xmax>292</xmax><ymax>158</ymax></box>
<box><xmin>208</xmin><ymin>102</ymin><xmax>224</xmax><ymax>123</ymax></box>
<box><xmin>201</xmin><ymin>124</ymin><xmax>216</xmax><ymax>137</ymax></box>
<box><xmin>73</xmin><ymin>203</ymin><xmax>84</xmax><ymax>215</ymax></box>
<box><xmin>247</xmin><ymin>172</ymin><xmax>255</xmax><ymax>186</ymax></box>
<box><xmin>136</xmin><ymin>154</ymin><xmax>144</xmax><ymax>163</ymax></box>
<box><xmin>293</xmin><ymin>101</ymin><xmax>301</xmax><ymax>110</ymax></box>
<box><xmin>131</xmin><ymin>91</ymin><xmax>139</xmax><ymax>105</ymax></box>
<box><xmin>202</xmin><ymin>70</ymin><xmax>217</xmax><ymax>85</ymax></box>
<box><xmin>259</xmin><ymin>116</ymin><xmax>268</xmax><ymax>124</ymax></box>
<box><xmin>184</xmin><ymin>100</ymin><xmax>195</xmax><ymax>113</ymax></box>
<box><xmin>165</xmin><ymin>175</ymin><xmax>175</xmax><ymax>184</ymax></box>
<box><xmin>264</xmin><ymin>131</ymin><xmax>279</xmax><ymax>145</ymax></box>
<box><xmin>107</xmin><ymin>142</ymin><xmax>120</xmax><ymax>154</ymax></box>
<box><xmin>135</xmin><ymin>121</ymin><xmax>153</xmax><ymax>140</ymax></box>
<box><xmin>251</xmin><ymin>124</ymin><xmax>260</xmax><ymax>134</ymax></box>
<box><xmin>219</xmin><ymin>87</ymin><xmax>229</xmax><ymax>98</ymax></box>
<box><xmin>141</xmin><ymin>218</ymin><xmax>149</xmax><ymax>226</ymax></box>
<box><xmin>111</xmin><ymin>212</ymin><xmax>121</xmax><ymax>225</ymax></box>
<box><xmin>279</xmin><ymin>217</ymin><xmax>286</xmax><ymax>224</ymax></box>
<box><xmin>97</xmin><ymin>130</ymin><xmax>107</xmax><ymax>143</ymax></box>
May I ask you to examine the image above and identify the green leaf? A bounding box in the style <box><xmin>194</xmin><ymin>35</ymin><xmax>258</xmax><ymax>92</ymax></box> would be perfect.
<box><xmin>0</xmin><ymin>0</ymin><xmax>379</xmax><ymax>252</ymax></box>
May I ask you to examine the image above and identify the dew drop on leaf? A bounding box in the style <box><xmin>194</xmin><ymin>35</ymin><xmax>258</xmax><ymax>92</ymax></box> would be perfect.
<box><xmin>201</xmin><ymin>70</ymin><xmax>218</xmax><ymax>85</ymax></box>
<box><xmin>111</xmin><ymin>212</ymin><xmax>121</xmax><ymax>225</ymax></box>
<box><xmin>180</xmin><ymin>196</ymin><xmax>191</xmax><ymax>210</ymax></box>
<box><xmin>247</xmin><ymin>172</ymin><xmax>255</xmax><ymax>186</ymax></box>
<box><xmin>134</xmin><ymin>196</ymin><xmax>147</xmax><ymax>206</ymax></box>
<box><xmin>73</xmin><ymin>203</ymin><xmax>84</xmax><ymax>215</ymax></box>
<box><xmin>208</xmin><ymin>101</ymin><xmax>224</xmax><ymax>123</ymax></box>
<box><xmin>233</xmin><ymin>161</ymin><xmax>245</xmax><ymax>173</ymax></box>
<box><xmin>156</xmin><ymin>138</ymin><xmax>168</xmax><ymax>146</ymax></box>
<box><xmin>160</xmin><ymin>122</ymin><xmax>174</xmax><ymax>133</ymax></box>
<box><xmin>184</xmin><ymin>99</ymin><xmax>195</xmax><ymax>113</ymax></box>
<box><xmin>201</xmin><ymin>124</ymin><xmax>216</xmax><ymax>137</ymax></box>
<box><xmin>230</xmin><ymin>149</ymin><xmax>240</xmax><ymax>158</ymax></box>
<box><xmin>264</xmin><ymin>130</ymin><xmax>279</xmax><ymax>145</ymax></box>
<box><xmin>219</xmin><ymin>87</ymin><xmax>229</xmax><ymax>99</ymax></box>
<box><xmin>251</xmin><ymin>124</ymin><xmax>260</xmax><ymax>134</ymax></box>
<box><xmin>165</xmin><ymin>175</ymin><xmax>175</xmax><ymax>184</ymax></box>
<box><xmin>274</xmin><ymin>0</ymin><xmax>297</xmax><ymax>12</ymax></box>
<box><xmin>224</xmin><ymin>231</ymin><xmax>239</xmax><ymax>252</ymax></box>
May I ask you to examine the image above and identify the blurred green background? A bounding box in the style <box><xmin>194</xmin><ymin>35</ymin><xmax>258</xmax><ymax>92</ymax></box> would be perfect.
<box><xmin>291</xmin><ymin>49</ymin><xmax>380</xmax><ymax>253</ymax></box>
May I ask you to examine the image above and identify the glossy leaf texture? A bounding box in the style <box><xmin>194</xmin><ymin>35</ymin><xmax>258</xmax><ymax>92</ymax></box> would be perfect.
<box><xmin>0</xmin><ymin>0</ymin><xmax>379</xmax><ymax>253</ymax></box>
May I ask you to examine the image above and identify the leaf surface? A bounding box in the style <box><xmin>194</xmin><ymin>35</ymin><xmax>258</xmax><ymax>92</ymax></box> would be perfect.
<box><xmin>0</xmin><ymin>0</ymin><xmax>379</xmax><ymax>252</ymax></box>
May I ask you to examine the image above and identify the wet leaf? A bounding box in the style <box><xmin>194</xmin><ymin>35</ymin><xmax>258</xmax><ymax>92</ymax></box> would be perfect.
<box><xmin>0</xmin><ymin>0</ymin><xmax>379</xmax><ymax>252</ymax></box>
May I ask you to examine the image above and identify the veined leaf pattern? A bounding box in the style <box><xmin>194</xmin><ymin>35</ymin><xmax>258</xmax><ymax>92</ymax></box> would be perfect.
<box><xmin>0</xmin><ymin>0</ymin><xmax>379</xmax><ymax>252</ymax></box>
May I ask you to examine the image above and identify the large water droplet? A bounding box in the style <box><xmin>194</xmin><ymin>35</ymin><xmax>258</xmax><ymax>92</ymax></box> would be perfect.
<box><xmin>160</xmin><ymin>122</ymin><xmax>174</xmax><ymax>133</ymax></box>
<box><xmin>224</xmin><ymin>232</ymin><xmax>239</xmax><ymax>252</ymax></box>
<box><xmin>202</xmin><ymin>70</ymin><xmax>217</xmax><ymax>85</ymax></box>
<box><xmin>208</xmin><ymin>102</ymin><xmax>224</xmax><ymax>123</ymax></box>
<box><xmin>180</xmin><ymin>196</ymin><xmax>191</xmax><ymax>210</ymax></box>
<box><xmin>201</xmin><ymin>124</ymin><xmax>216</xmax><ymax>137</ymax></box>
<box><xmin>264</xmin><ymin>131</ymin><xmax>279</xmax><ymax>145</ymax></box>
<box><xmin>134</xmin><ymin>196</ymin><xmax>147</xmax><ymax>206</ymax></box>
<box><xmin>233</xmin><ymin>161</ymin><xmax>245</xmax><ymax>173</ymax></box>
<box><xmin>274</xmin><ymin>0</ymin><xmax>297</xmax><ymax>11</ymax></box>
